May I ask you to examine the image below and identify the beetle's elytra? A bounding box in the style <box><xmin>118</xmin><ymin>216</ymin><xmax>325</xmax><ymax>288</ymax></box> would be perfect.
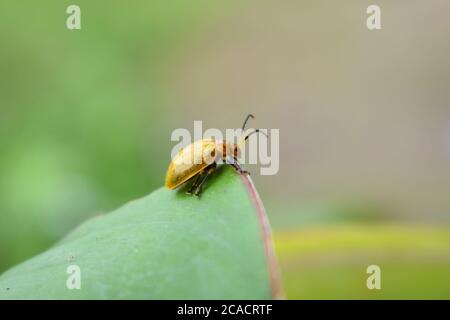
<box><xmin>165</xmin><ymin>114</ymin><xmax>267</xmax><ymax>197</ymax></box>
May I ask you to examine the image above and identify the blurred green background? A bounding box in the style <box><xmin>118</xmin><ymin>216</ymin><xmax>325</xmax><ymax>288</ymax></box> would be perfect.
<box><xmin>1</xmin><ymin>0</ymin><xmax>450</xmax><ymax>299</ymax></box>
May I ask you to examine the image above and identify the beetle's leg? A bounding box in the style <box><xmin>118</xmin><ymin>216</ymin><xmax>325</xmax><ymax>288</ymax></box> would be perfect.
<box><xmin>186</xmin><ymin>173</ymin><xmax>203</xmax><ymax>195</ymax></box>
<box><xmin>194</xmin><ymin>163</ymin><xmax>216</xmax><ymax>197</ymax></box>
<box><xmin>227</xmin><ymin>157</ymin><xmax>250</xmax><ymax>175</ymax></box>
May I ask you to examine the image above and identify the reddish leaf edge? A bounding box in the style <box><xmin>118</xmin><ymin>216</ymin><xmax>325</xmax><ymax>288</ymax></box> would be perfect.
<box><xmin>240</xmin><ymin>174</ymin><xmax>285</xmax><ymax>300</ymax></box>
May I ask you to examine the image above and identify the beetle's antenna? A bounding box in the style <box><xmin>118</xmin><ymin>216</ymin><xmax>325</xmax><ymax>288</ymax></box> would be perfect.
<box><xmin>241</xmin><ymin>114</ymin><xmax>255</xmax><ymax>130</ymax></box>
<box><xmin>244</xmin><ymin>129</ymin><xmax>268</xmax><ymax>141</ymax></box>
<box><xmin>238</xmin><ymin>129</ymin><xmax>268</xmax><ymax>148</ymax></box>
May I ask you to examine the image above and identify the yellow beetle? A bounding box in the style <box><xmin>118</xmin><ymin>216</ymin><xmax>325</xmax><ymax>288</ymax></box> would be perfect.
<box><xmin>165</xmin><ymin>114</ymin><xmax>267</xmax><ymax>197</ymax></box>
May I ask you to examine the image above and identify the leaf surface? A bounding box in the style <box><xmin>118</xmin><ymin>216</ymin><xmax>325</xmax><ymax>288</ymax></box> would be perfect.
<box><xmin>0</xmin><ymin>166</ymin><xmax>281</xmax><ymax>299</ymax></box>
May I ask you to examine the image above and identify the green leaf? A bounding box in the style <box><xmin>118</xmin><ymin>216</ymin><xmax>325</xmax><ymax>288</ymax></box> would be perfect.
<box><xmin>0</xmin><ymin>165</ymin><xmax>282</xmax><ymax>299</ymax></box>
